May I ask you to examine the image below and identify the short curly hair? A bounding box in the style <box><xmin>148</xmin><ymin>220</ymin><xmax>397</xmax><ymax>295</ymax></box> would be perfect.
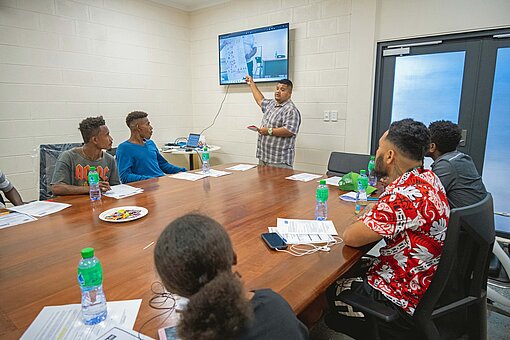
<box><xmin>126</xmin><ymin>111</ymin><xmax>148</xmax><ymax>128</ymax></box>
<box><xmin>386</xmin><ymin>118</ymin><xmax>430</xmax><ymax>161</ymax></box>
<box><xmin>78</xmin><ymin>116</ymin><xmax>105</xmax><ymax>143</ymax></box>
<box><xmin>429</xmin><ymin>120</ymin><xmax>461</xmax><ymax>153</ymax></box>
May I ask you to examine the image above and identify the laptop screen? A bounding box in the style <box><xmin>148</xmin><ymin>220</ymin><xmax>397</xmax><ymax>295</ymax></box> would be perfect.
<box><xmin>187</xmin><ymin>133</ymin><xmax>201</xmax><ymax>148</ymax></box>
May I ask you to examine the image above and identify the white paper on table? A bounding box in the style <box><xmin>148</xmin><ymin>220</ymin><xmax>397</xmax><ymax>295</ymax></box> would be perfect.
<box><xmin>339</xmin><ymin>192</ymin><xmax>358</xmax><ymax>202</ymax></box>
<box><xmin>225</xmin><ymin>164</ymin><xmax>257</xmax><ymax>171</ymax></box>
<box><xmin>323</xmin><ymin>176</ymin><xmax>343</xmax><ymax>186</ymax></box>
<box><xmin>285</xmin><ymin>173</ymin><xmax>322</xmax><ymax>182</ymax></box>
<box><xmin>276</xmin><ymin>218</ymin><xmax>338</xmax><ymax>235</ymax></box>
<box><xmin>0</xmin><ymin>211</ymin><xmax>37</xmax><ymax>229</ymax></box>
<box><xmin>268</xmin><ymin>227</ymin><xmax>334</xmax><ymax>244</ymax></box>
<box><xmin>21</xmin><ymin>299</ymin><xmax>142</xmax><ymax>340</ymax></box>
<box><xmin>103</xmin><ymin>184</ymin><xmax>143</xmax><ymax>199</ymax></box>
<box><xmin>168</xmin><ymin>172</ymin><xmax>207</xmax><ymax>181</ymax></box>
<box><xmin>9</xmin><ymin>201</ymin><xmax>71</xmax><ymax>217</ymax></box>
<box><xmin>96</xmin><ymin>326</ymin><xmax>154</xmax><ymax>340</ymax></box>
<box><xmin>194</xmin><ymin>169</ymin><xmax>232</xmax><ymax>177</ymax></box>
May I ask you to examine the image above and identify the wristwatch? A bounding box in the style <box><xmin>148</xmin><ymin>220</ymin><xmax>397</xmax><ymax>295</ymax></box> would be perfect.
<box><xmin>268</xmin><ymin>127</ymin><xmax>273</xmax><ymax>136</ymax></box>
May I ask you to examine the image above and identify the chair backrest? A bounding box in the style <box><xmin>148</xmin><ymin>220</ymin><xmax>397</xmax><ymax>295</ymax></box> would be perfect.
<box><xmin>327</xmin><ymin>152</ymin><xmax>371</xmax><ymax>177</ymax></box>
<box><xmin>413</xmin><ymin>193</ymin><xmax>495</xmax><ymax>338</ymax></box>
<box><xmin>39</xmin><ymin>143</ymin><xmax>82</xmax><ymax>200</ymax></box>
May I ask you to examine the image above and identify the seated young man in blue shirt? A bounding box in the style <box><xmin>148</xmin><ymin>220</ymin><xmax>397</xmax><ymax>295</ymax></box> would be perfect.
<box><xmin>116</xmin><ymin>111</ymin><xmax>186</xmax><ymax>183</ymax></box>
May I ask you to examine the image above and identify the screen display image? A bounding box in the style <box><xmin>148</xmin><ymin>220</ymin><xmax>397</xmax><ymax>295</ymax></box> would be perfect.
<box><xmin>219</xmin><ymin>23</ymin><xmax>289</xmax><ymax>85</ymax></box>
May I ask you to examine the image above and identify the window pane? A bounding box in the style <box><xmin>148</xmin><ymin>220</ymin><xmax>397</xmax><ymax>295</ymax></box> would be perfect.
<box><xmin>391</xmin><ymin>52</ymin><xmax>465</xmax><ymax>127</ymax></box>
<box><xmin>482</xmin><ymin>47</ymin><xmax>510</xmax><ymax>233</ymax></box>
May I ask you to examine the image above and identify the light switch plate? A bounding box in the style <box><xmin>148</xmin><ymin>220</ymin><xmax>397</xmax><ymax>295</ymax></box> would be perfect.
<box><xmin>330</xmin><ymin>110</ymin><xmax>338</xmax><ymax>122</ymax></box>
<box><xmin>323</xmin><ymin>110</ymin><xmax>330</xmax><ymax>122</ymax></box>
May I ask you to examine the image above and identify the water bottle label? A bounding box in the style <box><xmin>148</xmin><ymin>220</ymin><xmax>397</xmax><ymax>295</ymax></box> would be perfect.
<box><xmin>78</xmin><ymin>265</ymin><xmax>103</xmax><ymax>287</ymax></box>
<box><xmin>316</xmin><ymin>188</ymin><xmax>328</xmax><ymax>202</ymax></box>
<box><xmin>202</xmin><ymin>153</ymin><xmax>209</xmax><ymax>161</ymax></box>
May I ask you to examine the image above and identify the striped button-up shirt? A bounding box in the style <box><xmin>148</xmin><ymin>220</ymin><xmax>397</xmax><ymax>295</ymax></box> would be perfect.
<box><xmin>257</xmin><ymin>98</ymin><xmax>301</xmax><ymax>166</ymax></box>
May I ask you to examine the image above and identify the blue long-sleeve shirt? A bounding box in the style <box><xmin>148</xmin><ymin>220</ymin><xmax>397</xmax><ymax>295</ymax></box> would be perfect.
<box><xmin>116</xmin><ymin>140</ymin><xmax>186</xmax><ymax>183</ymax></box>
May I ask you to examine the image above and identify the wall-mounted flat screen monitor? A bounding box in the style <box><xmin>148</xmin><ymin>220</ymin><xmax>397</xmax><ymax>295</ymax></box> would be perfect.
<box><xmin>219</xmin><ymin>23</ymin><xmax>289</xmax><ymax>85</ymax></box>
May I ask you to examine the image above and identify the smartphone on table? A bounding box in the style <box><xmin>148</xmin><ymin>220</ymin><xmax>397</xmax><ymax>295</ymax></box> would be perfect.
<box><xmin>261</xmin><ymin>232</ymin><xmax>288</xmax><ymax>250</ymax></box>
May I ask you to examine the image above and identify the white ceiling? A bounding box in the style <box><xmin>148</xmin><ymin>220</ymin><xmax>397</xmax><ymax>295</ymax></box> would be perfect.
<box><xmin>149</xmin><ymin>0</ymin><xmax>229</xmax><ymax>11</ymax></box>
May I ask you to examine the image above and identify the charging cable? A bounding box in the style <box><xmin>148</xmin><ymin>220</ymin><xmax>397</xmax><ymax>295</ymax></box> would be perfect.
<box><xmin>276</xmin><ymin>236</ymin><xmax>344</xmax><ymax>257</ymax></box>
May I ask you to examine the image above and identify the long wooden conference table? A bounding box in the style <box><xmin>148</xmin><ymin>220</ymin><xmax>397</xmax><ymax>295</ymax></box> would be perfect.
<box><xmin>0</xmin><ymin>164</ymin><xmax>367</xmax><ymax>339</ymax></box>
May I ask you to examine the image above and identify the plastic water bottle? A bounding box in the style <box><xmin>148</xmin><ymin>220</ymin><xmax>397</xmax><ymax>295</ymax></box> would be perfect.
<box><xmin>88</xmin><ymin>166</ymin><xmax>101</xmax><ymax>201</ymax></box>
<box><xmin>202</xmin><ymin>147</ymin><xmax>210</xmax><ymax>174</ymax></box>
<box><xmin>368</xmin><ymin>156</ymin><xmax>377</xmax><ymax>186</ymax></box>
<box><xmin>355</xmin><ymin>170</ymin><xmax>368</xmax><ymax>214</ymax></box>
<box><xmin>77</xmin><ymin>247</ymin><xmax>107</xmax><ymax>325</ymax></box>
<box><xmin>315</xmin><ymin>179</ymin><xmax>328</xmax><ymax>220</ymax></box>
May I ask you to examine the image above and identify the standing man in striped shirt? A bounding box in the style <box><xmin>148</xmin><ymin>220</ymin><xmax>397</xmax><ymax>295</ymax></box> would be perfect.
<box><xmin>246</xmin><ymin>75</ymin><xmax>301</xmax><ymax>169</ymax></box>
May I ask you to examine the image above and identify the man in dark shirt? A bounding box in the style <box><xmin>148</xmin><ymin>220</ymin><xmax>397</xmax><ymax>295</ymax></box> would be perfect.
<box><xmin>427</xmin><ymin>120</ymin><xmax>487</xmax><ymax>208</ymax></box>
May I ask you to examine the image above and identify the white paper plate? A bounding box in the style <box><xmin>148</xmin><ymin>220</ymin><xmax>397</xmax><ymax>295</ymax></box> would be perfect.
<box><xmin>99</xmin><ymin>206</ymin><xmax>148</xmax><ymax>223</ymax></box>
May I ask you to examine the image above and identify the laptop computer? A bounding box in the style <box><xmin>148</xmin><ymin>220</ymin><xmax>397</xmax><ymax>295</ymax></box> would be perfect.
<box><xmin>186</xmin><ymin>133</ymin><xmax>201</xmax><ymax>149</ymax></box>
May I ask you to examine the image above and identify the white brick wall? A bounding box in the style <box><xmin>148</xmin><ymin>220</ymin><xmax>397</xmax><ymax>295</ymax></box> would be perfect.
<box><xmin>190</xmin><ymin>0</ymin><xmax>353</xmax><ymax>174</ymax></box>
<box><xmin>0</xmin><ymin>0</ymin><xmax>190</xmax><ymax>201</ymax></box>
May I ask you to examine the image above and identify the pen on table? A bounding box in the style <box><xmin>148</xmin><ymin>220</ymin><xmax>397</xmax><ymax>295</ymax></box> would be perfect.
<box><xmin>143</xmin><ymin>241</ymin><xmax>155</xmax><ymax>250</ymax></box>
<box><xmin>0</xmin><ymin>211</ymin><xmax>11</xmax><ymax>216</ymax></box>
<box><xmin>367</xmin><ymin>197</ymin><xmax>379</xmax><ymax>201</ymax></box>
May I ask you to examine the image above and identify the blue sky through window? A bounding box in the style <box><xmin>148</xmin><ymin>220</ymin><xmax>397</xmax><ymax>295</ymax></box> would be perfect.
<box><xmin>391</xmin><ymin>52</ymin><xmax>465</xmax><ymax>127</ymax></box>
<box><xmin>483</xmin><ymin>47</ymin><xmax>510</xmax><ymax>231</ymax></box>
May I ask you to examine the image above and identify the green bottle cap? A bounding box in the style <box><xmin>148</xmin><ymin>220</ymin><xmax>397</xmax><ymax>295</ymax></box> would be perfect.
<box><xmin>320</xmin><ymin>180</ymin><xmax>326</xmax><ymax>185</ymax></box>
<box><xmin>360</xmin><ymin>170</ymin><xmax>366</xmax><ymax>175</ymax></box>
<box><xmin>370</xmin><ymin>155</ymin><xmax>375</xmax><ymax>160</ymax></box>
<box><xmin>81</xmin><ymin>247</ymin><xmax>94</xmax><ymax>259</ymax></box>
<box><xmin>203</xmin><ymin>147</ymin><xmax>208</xmax><ymax>151</ymax></box>
<box><xmin>90</xmin><ymin>166</ymin><xmax>96</xmax><ymax>171</ymax></box>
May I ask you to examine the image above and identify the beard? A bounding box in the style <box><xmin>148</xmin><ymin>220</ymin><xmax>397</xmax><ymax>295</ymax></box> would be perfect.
<box><xmin>374</xmin><ymin>154</ymin><xmax>388</xmax><ymax>179</ymax></box>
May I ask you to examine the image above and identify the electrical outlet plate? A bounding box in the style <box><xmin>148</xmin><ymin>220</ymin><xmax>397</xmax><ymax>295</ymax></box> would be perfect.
<box><xmin>323</xmin><ymin>110</ymin><xmax>330</xmax><ymax>122</ymax></box>
<box><xmin>330</xmin><ymin>110</ymin><xmax>338</xmax><ymax>122</ymax></box>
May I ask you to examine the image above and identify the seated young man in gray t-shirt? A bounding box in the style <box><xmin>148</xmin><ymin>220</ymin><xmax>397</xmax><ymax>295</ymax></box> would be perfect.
<box><xmin>427</xmin><ymin>120</ymin><xmax>487</xmax><ymax>208</ymax></box>
<box><xmin>51</xmin><ymin>116</ymin><xmax>120</xmax><ymax>196</ymax></box>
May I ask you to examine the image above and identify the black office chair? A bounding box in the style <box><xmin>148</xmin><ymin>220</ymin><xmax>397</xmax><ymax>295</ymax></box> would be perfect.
<box><xmin>39</xmin><ymin>143</ymin><xmax>82</xmax><ymax>200</ymax></box>
<box><xmin>327</xmin><ymin>152</ymin><xmax>371</xmax><ymax>177</ymax></box>
<box><xmin>106</xmin><ymin>147</ymin><xmax>117</xmax><ymax>158</ymax></box>
<box><xmin>336</xmin><ymin>193</ymin><xmax>495</xmax><ymax>340</ymax></box>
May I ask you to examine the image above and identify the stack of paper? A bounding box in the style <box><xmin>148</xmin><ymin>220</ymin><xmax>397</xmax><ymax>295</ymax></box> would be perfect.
<box><xmin>21</xmin><ymin>300</ymin><xmax>142</xmax><ymax>340</ymax></box>
<box><xmin>270</xmin><ymin>218</ymin><xmax>337</xmax><ymax>244</ymax></box>
<box><xmin>9</xmin><ymin>201</ymin><xmax>71</xmax><ymax>217</ymax></box>
<box><xmin>169</xmin><ymin>172</ymin><xmax>207</xmax><ymax>181</ymax></box>
<box><xmin>285</xmin><ymin>173</ymin><xmax>323</xmax><ymax>182</ymax></box>
<box><xmin>194</xmin><ymin>169</ymin><xmax>232</xmax><ymax>177</ymax></box>
<box><xmin>225</xmin><ymin>164</ymin><xmax>257</xmax><ymax>171</ymax></box>
<box><xmin>0</xmin><ymin>211</ymin><xmax>37</xmax><ymax>230</ymax></box>
<box><xmin>104</xmin><ymin>184</ymin><xmax>143</xmax><ymax>199</ymax></box>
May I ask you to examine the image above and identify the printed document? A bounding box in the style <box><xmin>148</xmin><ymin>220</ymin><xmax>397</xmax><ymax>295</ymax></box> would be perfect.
<box><xmin>104</xmin><ymin>184</ymin><xmax>143</xmax><ymax>199</ymax></box>
<box><xmin>323</xmin><ymin>176</ymin><xmax>343</xmax><ymax>186</ymax></box>
<box><xmin>96</xmin><ymin>326</ymin><xmax>154</xmax><ymax>340</ymax></box>
<box><xmin>21</xmin><ymin>299</ymin><xmax>142</xmax><ymax>340</ymax></box>
<box><xmin>0</xmin><ymin>211</ymin><xmax>37</xmax><ymax>229</ymax></box>
<box><xmin>225</xmin><ymin>164</ymin><xmax>257</xmax><ymax>171</ymax></box>
<box><xmin>169</xmin><ymin>172</ymin><xmax>207</xmax><ymax>181</ymax></box>
<box><xmin>194</xmin><ymin>169</ymin><xmax>232</xmax><ymax>177</ymax></box>
<box><xmin>285</xmin><ymin>173</ymin><xmax>322</xmax><ymax>182</ymax></box>
<box><xmin>276</xmin><ymin>218</ymin><xmax>338</xmax><ymax>235</ymax></box>
<box><xmin>9</xmin><ymin>201</ymin><xmax>71</xmax><ymax>217</ymax></box>
<box><xmin>268</xmin><ymin>227</ymin><xmax>334</xmax><ymax>244</ymax></box>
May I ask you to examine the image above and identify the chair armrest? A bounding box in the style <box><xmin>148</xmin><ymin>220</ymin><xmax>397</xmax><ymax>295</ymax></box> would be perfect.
<box><xmin>338</xmin><ymin>290</ymin><xmax>400</xmax><ymax>322</ymax></box>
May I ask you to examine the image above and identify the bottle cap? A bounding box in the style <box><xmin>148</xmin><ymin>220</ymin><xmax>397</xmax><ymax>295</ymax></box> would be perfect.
<box><xmin>360</xmin><ymin>170</ymin><xmax>366</xmax><ymax>175</ymax></box>
<box><xmin>319</xmin><ymin>179</ymin><xmax>326</xmax><ymax>185</ymax></box>
<box><xmin>90</xmin><ymin>166</ymin><xmax>96</xmax><ymax>171</ymax></box>
<box><xmin>81</xmin><ymin>247</ymin><xmax>94</xmax><ymax>259</ymax></box>
<box><xmin>203</xmin><ymin>147</ymin><xmax>208</xmax><ymax>151</ymax></box>
<box><xmin>370</xmin><ymin>155</ymin><xmax>375</xmax><ymax>160</ymax></box>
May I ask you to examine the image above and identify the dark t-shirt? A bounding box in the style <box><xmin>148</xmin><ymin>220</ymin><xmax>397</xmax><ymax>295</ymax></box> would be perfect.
<box><xmin>237</xmin><ymin>289</ymin><xmax>309</xmax><ymax>340</ymax></box>
<box><xmin>431</xmin><ymin>150</ymin><xmax>487</xmax><ymax>208</ymax></box>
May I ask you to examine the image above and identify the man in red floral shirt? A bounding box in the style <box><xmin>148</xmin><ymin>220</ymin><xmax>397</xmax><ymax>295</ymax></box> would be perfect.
<box><xmin>325</xmin><ymin>119</ymin><xmax>450</xmax><ymax>338</ymax></box>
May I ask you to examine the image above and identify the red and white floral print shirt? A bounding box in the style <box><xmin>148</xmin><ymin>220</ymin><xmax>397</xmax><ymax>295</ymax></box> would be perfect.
<box><xmin>362</xmin><ymin>168</ymin><xmax>450</xmax><ymax>315</ymax></box>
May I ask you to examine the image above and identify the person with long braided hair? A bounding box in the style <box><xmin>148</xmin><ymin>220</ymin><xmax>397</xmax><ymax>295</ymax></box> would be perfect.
<box><xmin>154</xmin><ymin>213</ymin><xmax>308</xmax><ymax>340</ymax></box>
